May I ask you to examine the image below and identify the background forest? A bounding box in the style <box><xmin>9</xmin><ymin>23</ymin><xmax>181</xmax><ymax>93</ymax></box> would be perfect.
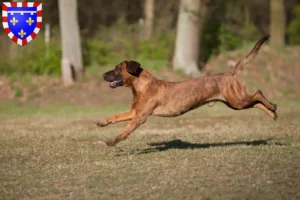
<box><xmin>1</xmin><ymin>0</ymin><xmax>299</xmax><ymax>103</ymax></box>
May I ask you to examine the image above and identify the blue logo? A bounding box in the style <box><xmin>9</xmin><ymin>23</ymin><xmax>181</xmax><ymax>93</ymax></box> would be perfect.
<box><xmin>2</xmin><ymin>2</ymin><xmax>42</xmax><ymax>46</ymax></box>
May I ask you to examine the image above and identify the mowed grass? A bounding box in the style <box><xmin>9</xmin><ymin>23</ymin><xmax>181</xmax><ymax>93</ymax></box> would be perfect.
<box><xmin>0</xmin><ymin>100</ymin><xmax>300</xmax><ymax>200</ymax></box>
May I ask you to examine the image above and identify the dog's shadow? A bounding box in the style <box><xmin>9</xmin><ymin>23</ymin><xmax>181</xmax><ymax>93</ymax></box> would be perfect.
<box><xmin>125</xmin><ymin>139</ymin><xmax>284</xmax><ymax>155</ymax></box>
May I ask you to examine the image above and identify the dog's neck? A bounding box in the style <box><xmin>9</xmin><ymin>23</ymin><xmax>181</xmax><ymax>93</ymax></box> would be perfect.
<box><xmin>130</xmin><ymin>69</ymin><xmax>157</xmax><ymax>93</ymax></box>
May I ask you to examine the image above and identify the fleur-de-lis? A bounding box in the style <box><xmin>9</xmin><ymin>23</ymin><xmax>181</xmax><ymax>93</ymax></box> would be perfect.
<box><xmin>18</xmin><ymin>29</ymin><xmax>26</xmax><ymax>38</ymax></box>
<box><xmin>10</xmin><ymin>17</ymin><xmax>18</xmax><ymax>26</ymax></box>
<box><xmin>26</xmin><ymin>17</ymin><xmax>34</xmax><ymax>26</ymax></box>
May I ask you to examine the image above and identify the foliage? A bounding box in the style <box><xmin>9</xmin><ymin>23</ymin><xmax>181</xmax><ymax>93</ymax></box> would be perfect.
<box><xmin>0</xmin><ymin>36</ymin><xmax>61</xmax><ymax>76</ymax></box>
<box><xmin>85</xmin><ymin>21</ymin><xmax>175</xmax><ymax>70</ymax></box>
<box><xmin>200</xmin><ymin>17</ymin><xmax>222</xmax><ymax>62</ymax></box>
<box><xmin>218</xmin><ymin>25</ymin><xmax>244</xmax><ymax>53</ymax></box>
<box><xmin>288</xmin><ymin>5</ymin><xmax>300</xmax><ymax>45</ymax></box>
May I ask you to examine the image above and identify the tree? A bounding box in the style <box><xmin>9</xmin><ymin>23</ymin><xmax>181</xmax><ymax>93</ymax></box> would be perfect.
<box><xmin>58</xmin><ymin>0</ymin><xmax>83</xmax><ymax>87</ymax></box>
<box><xmin>270</xmin><ymin>0</ymin><xmax>286</xmax><ymax>46</ymax></box>
<box><xmin>144</xmin><ymin>0</ymin><xmax>154</xmax><ymax>40</ymax></box>
<box><xmin>172</xmin><ymin>0</ymin><xmax>205</xmax><ymax>76</ymax></box>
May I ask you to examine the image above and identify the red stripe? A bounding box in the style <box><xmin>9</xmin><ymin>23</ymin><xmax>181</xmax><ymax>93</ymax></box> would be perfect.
<box><xmin>12</xmin><ymin>36</ymin><xmax>18</xmax><ymax>43</ymax></box>
<box><xmin>4</xmin><ymin>28</ymin><xmax>10</xmax><ymax>34</ymax></box>
<box><xmin>22</xmin><ymin>2</ymin><xmax>28</xmax><ymax>7</ymax></box>
<box><xmin>34</xmin><ymin>2</ymin><xmax>41</xmax><ymax>7</ymax></box>
<box><xmin>31</xmin><ymin>32</ymin><xmax>37</xmax><ymax>39</ymax></box>
<box><xmin>36</xmin><ymin>22</ymin><xmax>42</xmax><ymax>28</ymax></box>
<box><xmin>11</xmin><ymin>2</ymin><xmax>17</xmax><ymax>7</ymax></box>
<box><xmin>2</xmin><ymin>17</ymin><xmax>7</xmax><ymax>22</ymax></box>
<box><xmin>22</xmin><ymin>39</ymin><xmax>27</xmax><ymax>46</ymax></box>
<box><xmin>37</xmin><ymin>10</ymin><xmax>42</xmax><ymax>17</ymax></box>
<box><xmin>2</xmin><ymin>3</ymin><xmax>8</xmax><ymax>11</ymax></box>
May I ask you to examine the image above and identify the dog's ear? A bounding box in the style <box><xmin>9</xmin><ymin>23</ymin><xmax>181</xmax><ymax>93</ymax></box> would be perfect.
<box><xmin>125</xmin><ymin>60</ymin><xmax>141</xmax><ymax>75</ymax></box>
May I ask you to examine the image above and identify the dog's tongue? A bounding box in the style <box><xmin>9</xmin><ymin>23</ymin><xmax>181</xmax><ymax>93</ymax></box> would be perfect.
<box><xmin>109</xmin><ymin>81</ymin><xmax>117</xmax><ymax>87</ymax></box>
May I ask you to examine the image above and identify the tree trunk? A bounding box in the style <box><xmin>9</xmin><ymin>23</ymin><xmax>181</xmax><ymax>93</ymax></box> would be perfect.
<box><xmin>144</xmin><ymin>0</ymin><xmax>154</xmax><ymax>40</ymax></box>
<box><xmin>244</xmin><ymin>3</ymin><xmax>250</xmax><ymax>28</ymax></box>
<box><xmin>270</xmin><ymin>0</ymin><xmax>286</xmax><ymax>46</ymax></box>
<box><xmin>172</xmin><ymin>0</ymin><xmax>203</xmax><ymax>76</ymax></box>
<box><xmin>58</xmin><ymin>0</ymin><xmax>83</xmax><ymax>86</ymax></box>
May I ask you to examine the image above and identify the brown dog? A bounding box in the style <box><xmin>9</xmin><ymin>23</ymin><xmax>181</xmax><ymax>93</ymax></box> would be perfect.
<box><xmin>96</xmin><ymin>35</ymin><xmax>277</xmax><ymax>146</ymax></box>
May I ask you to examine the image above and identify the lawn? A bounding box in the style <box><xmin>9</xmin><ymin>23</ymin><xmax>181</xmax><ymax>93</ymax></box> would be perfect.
<box><xmin>0</xmin><ymin>100</ymin><xmax>300</xmax><ymax>200</ymax></box>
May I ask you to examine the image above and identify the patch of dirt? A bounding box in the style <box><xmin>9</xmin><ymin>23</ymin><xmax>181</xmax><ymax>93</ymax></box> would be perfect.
<box><xmin>0</xmin><ymin>77</ymin><xmax>13</xmax><ymax>100</ymax></box>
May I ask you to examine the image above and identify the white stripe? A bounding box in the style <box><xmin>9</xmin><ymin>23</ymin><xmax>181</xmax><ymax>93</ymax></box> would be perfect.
<box><xmin>34</xmin><ymin>28</ymin><xmax>40</xmax><ymax>34</ymax></box>
<box><xmin>26</xmin><ymin>35</ymin><xmax>32</xmax><ymax>43</ymax></box>
<box><xmin>37</xmin><ymin>17</ymin><xmax>42</xmax><ymax>22</ymax></box>
<box><xmin>28</xmin><ymin>2</ymin><xmax>34</xmax><ymax>7</ymax></box>
<box><xmin>17</xmin><ymin>2</ymin><xmax>22</xmax><ymax>7</ymax></box>
<box><xmin>3</xmin><ymin>3</ymin><xmax>11</xmax><ymax>7</ymax></box>
<box><xmin>3</xmin><ymin>22</ymin><xmax>8</xmax><ymax>29</ymax></box>
<box><xmin>17</xmin><ymin>39</ymin><xmax>22</xmax><ymax>45</ymax></box>
<box><xmin>8</xmin><ymin>32</ymin><xmax>13</xmax><ymax>39</ymax></box>
<box><xmin>8</xmin><ymin>11</ymin><xmax>37</xmax><ymax>14</ymax></box>
<box><xmin>37</xmin><ymin>4</ymin><xmax>42</xmax><ymax>11</ymax></box>
<box><xmin>2</xmin><ymin>10</ymin><xmax>7</xmax><ymax>17</ymax></box>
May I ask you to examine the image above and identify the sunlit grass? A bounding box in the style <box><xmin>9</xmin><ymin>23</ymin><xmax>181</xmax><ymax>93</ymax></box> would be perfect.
<box><xmin>0</xmin><ymin>100</ymin><xmax>299</xmax><ymax>199</ymax></box>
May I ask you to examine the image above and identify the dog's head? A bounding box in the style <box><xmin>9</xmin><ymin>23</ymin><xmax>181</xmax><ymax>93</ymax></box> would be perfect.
<box><xmin>102</xmin><ymin>60</ymin><xmax>142</xmax><ymax>88</ymax></box>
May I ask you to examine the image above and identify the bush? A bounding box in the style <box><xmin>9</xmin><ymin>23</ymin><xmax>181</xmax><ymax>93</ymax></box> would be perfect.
<box><xmin>0</xmin><ymin>35</ymin><xmax>61</xmax><ymax>76</ymax></box>
<box><xmin>218</xmin><ymin>25</ymin><xmax>243</xmax><ymax>52</ymax></box>
<box><xmin>84</xmin><ymin>22</ymin><xmax>175</xmax><ymax>69</ymax></box>
<box><xmin>288</xmin><ymin>5</ymin><xmax>300</xmax><ymax>45</ymax></box>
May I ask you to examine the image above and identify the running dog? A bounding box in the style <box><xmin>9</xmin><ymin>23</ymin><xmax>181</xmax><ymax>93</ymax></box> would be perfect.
<box><xmin>96</xmin><ymin>35</ymin><xmax>277</xmax><ymax>146</ymax></box>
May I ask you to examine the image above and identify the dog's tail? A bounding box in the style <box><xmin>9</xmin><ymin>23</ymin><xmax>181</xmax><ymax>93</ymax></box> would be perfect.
<box><xmin>229</xmin><ymin>35</ymin><xmax>270</xmax><ymax>76</ymax></box>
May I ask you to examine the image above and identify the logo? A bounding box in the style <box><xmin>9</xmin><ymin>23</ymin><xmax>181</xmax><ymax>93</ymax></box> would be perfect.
<box><xmin>2</xmin><ymin>2</ymin><xmax>42</xmax><ymax>46</ymax></box>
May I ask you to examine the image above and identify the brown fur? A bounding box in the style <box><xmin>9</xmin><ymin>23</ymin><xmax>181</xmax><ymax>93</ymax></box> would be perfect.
<box><xmin>96</xmin><ymin>35</ymin><xmax>277</xmax><ymax>146</ymax></box>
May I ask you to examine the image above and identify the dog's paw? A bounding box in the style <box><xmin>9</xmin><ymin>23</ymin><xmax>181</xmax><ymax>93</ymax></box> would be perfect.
<box><xmin>271</xmin><ymin>103</ymin><xmax>277</xmax><ymax>112</ymax></box>
<box><xmin>95</xmin><ymin>120</ymin><xmax>109</xmax><ymax>127</ymax></box>
<box><xmin>273</xmin><ymin>112</ymin><xmax>278</xmax><ymax>121</ymax></box>
<box><xmin>105</xmin><ymin>139</ymin><xmax>117</xmax><ymax>146</ymax></box>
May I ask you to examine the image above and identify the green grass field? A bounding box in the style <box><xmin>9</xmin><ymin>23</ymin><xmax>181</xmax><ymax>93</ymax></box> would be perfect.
<box><xmin>0</xmin><ymin>100</ymin><xmax>300</xmax><ymax>200</ymax></box>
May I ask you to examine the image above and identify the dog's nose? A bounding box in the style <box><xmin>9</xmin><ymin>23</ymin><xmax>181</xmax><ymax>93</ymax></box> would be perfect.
<box><xmin>102</xmin><ymin>73</ymin><xmax>107</xmax><ymax>78</ymax></box>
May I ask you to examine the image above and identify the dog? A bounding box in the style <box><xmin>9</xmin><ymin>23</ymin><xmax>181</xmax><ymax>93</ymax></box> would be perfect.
<box><xmin>96</xmin><ymin>35</ymin><xmax>277</xmax><ymax>146</ymax></box>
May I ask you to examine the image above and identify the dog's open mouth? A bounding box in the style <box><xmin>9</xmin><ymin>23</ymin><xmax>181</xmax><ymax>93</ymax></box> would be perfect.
<box><xmin>109</xmin><ymin>80</ymin><xmax>123</xmax><ymax>88</ymax></box>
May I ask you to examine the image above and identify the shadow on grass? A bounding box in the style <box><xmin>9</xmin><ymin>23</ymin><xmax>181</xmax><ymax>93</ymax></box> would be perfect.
<box><xmin>129</xmin><ymin>139</ymin><xmax>285</xmax><ymax>155</ymax></box>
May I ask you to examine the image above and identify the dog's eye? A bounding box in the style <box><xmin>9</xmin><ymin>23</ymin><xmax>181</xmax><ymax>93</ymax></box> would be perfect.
<box><xmin>114</xmin><ymin>66</ymin><xmax>120</xmax><ymax>72</ymax></box>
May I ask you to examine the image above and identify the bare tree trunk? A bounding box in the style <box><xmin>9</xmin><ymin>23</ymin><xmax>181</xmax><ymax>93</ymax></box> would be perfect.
<box><xmin>58</xmin><ymin>0</ymin><xmax>83</xmax><ymax>86</ymax></box>
<box><xmin>172</xmin><ymin>0</ymin><xmax>203</xmax><ymax>76</ymax></box>
<box><xmin>244</xmin><ymin>3</ymin><xmax>250</xmax><ymax>28</ymax></box>
<box><xmin>61</xmin><ymin>58</ymin><xmax>74</xmax><ymax>87</ymax></box>
<box><xmin>270</xmin><ymin>0</ymin><xmax>286</xmax><ymax>46</ymax></box>
<box><xmin>144</xmin><ymin>0</ymin><xmax>154</xmax><ymax>40</ymax></box>
<box><xmin>45</xmin><ymin>23</ymin><xmax>50</xmax><ymax>59</ymax></box>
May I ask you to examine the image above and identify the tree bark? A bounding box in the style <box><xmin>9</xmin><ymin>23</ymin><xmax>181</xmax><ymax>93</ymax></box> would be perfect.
<box><xmin>270</xmin><ymin>0</ymin><xmax>286</xmax><ymax>46</ymax></box>
<box><xmin>58</xmin><ymin>0</ymin><xmax>83</xmax><ymax>86</ymax></box>
<box><xmin>172</xmin><ymin>0</ymin><xmax>203</xmax><ymax>76</ymax></box>
<box><xmin>144</xmin><ymin>0</ymin><xmax>154</xmax><ymax>40</ymax></box>
<box><xmin>244</xmin><ymin>3</ymin><xmax>250</xmax><ymax>28</ymax></box>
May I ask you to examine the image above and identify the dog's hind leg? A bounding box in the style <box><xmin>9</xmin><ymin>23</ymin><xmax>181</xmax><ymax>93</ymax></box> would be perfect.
<box><xmin>251</xmin><ymin>90</ymin><xmax>277</xmax><ymax>111</ymax></box>
<box><xmin>224</xmin><ymin>88</ymin><xmax>277</xmax><ymax>120</ymax></box>
<box><xmin>253</xmin><ymin>103</ymin><xmax>278</xmax><ymax>120</ymax></box>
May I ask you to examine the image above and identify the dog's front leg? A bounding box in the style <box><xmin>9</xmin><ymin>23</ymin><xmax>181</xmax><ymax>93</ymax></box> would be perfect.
<box><xmin>95</xmin><ymin>110</ymin><xmax>135</xmax><ymax>127</ymax></box>
<box><xmin>105</xmin><ymin>113</ymin><xmax>149</xmax><ymax>146</ymax></box>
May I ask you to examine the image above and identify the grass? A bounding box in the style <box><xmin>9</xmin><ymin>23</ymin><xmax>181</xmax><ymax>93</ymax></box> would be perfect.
<box><xmin>0</xmin><ymin>100</ymin><xmax>300</xmax><ymax>199</ymax></box>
